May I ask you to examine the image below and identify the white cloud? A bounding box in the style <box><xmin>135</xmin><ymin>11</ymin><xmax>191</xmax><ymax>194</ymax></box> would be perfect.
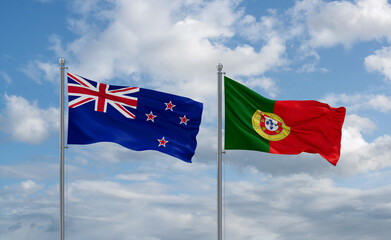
<box><xmin>243</xmin><ymin>77</ymin><xmax>279</xmax><ymax>98</ymax></box>
<box><xmin>68</xmin><ymin>142</ymin><xmax>161</xmax><ymax>165</ymax></box>
<box><xmin>224</xmin><ymin>174</ymin><xmax>391</xmax><ymax>240</ymax></box>
<box><xmin>0</xmin><ymin>70</ymin><xmax>12</xmax><ymax>83</ymax></box>
<box><xmin>222</xmin><ymin>36</ymin><xmax>286</xmax><ymax>77</ymax></box>
<box><xmin>320</xmin><ymin>93</ymin><xmax>391</xmax><ymax>113</ymax></box>
<box><xmin>337</xmin><ymin>114</ymin><xmax>391</xmax><ymax>175</ymax></box>
<box><xmin>53</xmin><ymin>0</ymin><xmax>287</xmax><ymax>104</ymax></box>
<box><xmin>237</xmin><ymin>10</ymin><xmax>283</xmax><ymax>43</ymax></box>
<box><xmin>320</xmin><ymin>93</ymin><xmax>362</xmax><ymax>108</ymax></box>
<box><xmin>289</xmin><ymin>0</ymin><xmax>391</xmax><ymax>76</ymax></box>
<box><xmin>45</xmin><ymin>0</ymin><xmax>289</xmax><ymax>135</ymax></box>
<box><xmin>297</xmin><ymin>61</ymin><xmax>329</xmax><ymax>73</ymax></box>
<box><xmin>0</xmin><ymin>162</ymin><xmax>61</xmax><ymax>180</ymax></box>
<box><xmin>19</xmin><ymin>60</ymin><xmax>58</xmax><ymax>83</ymax></box>
<box><xmin>4</xmin><ymin>180</ymin><xmax>43</xmax><ymax>196</ymax></box>
<box><xmin>115</xmin><ymin>173</ymin><xmax>157</xmax><ymax>181</ymax></box>
<box><xmin>368</xmin><ymin>94</ymin><xmax>391</xmax><ymax>113</ymax></box>
<box><xmin>365</xmin><ymin>46</ymin><xmax>391</xmax><ymax>83</ymax></box>
<box><xmin>0</xmin><ymin>94</ymin><xmax>59</xmax><ymax>144</ymax></box>
<box><xmin>3</xmin><ymin>168</ymin><xmax>391</xmax><ymax>240</ymax></box>
<box><xmin>57</xmin><ymin>174</ymin><xmax>216</xmax><ymax>239</ymax></box>
<box><xmin>294</xmin><ymin>0</ymin><xmax>391</xmax><ymax>48</ymax></box>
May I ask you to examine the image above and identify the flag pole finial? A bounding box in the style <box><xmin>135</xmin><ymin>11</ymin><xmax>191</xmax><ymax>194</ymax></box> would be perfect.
<box><xmin>217</xmin><ymin>63</ymin><xmax>223</xmax><ymax>71</ymax></box>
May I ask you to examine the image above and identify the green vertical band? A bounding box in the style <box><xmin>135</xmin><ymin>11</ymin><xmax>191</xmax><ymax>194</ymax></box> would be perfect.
<box><xmin>224</xmin><ymin>76</ymin><xmax>275</xmax><ymax>152</ymax></box>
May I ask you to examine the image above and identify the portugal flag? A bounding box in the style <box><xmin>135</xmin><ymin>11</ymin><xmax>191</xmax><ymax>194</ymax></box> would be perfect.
<box><xmin>224</xmin><ymin>76</ymin><xmax>346</xmax><ymax>165</ymax></box>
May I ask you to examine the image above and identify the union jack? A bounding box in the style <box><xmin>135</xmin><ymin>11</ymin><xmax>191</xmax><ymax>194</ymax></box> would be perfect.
<box><xmin>67</xmin><ymin>72</ymin><xmax>139</xmax><ymax>119</ymax></box>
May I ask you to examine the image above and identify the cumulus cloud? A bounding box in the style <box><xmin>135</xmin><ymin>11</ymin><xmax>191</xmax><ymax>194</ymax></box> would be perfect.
<box><xmin>288</xmin><ymin>0</ymin><xmax>391</xmax><ymax>83</ymax></box>
<box><xmin>337</xmin><ymin>114</ymin><xmax>391</xmax><ymax>175</ymax></box>
<box><xmin>320</xmin><ymin>93</ymin><xmax>391</xmax><ymax>113</ymax></box>
<box><xmin>0</xmin><ymin>162</ymin><xmax>62</xmax><ymax>180</ymax></box>
<box><xmin>2</xmin><ymin>165</ymin><xmax>391</xmax><ymax>240</ymax></box>
<box><xmin>4</xmin><ymin>180</ymin><xmax>43</xmax><ymax>196</ymax></box>
<box><xmin>224</xmin><ymin>174</ymin><xmax>391</xmax><ymax>240</ymax></box>
<box><xmin>115</xmin><ymin>173</ymin><xmax>157</xmax><ymax>181</ymax></box>
<box><xmin>293</xmin><ymin>0</ymin><xmax>391</xmax><ymax>48</ymax></box>
<box><xmin>19</xmin><ymin>60</ymin><xmax>58</xmax><ymax>83</ymax></box>
<box><xmin>53</xmin><ymin>0</ymin><xmax>286</xmax><ymax>103</ymax></box>
<box><xmin>239</xmin><ymin>76</ymin><xmax>279</xmax><ymax>98</ymax></box>
<box><xmin>368</xmin><ymin>95</ymin><xmax>391</xmax><ymax>113</ymax></box>
<box><xmin>365</xmin><ymin>46</ymin><xmax>391</xmax><ymax>83</ymax></box>
<box><xmin>237</xmin><ymin>12</ymin><xmax>282</xmax><ymax>43</ymax></box>
<box><xmin>0</xmin><ymin>94</ymin><xmax>59</xmax><ymax>144</ymax></box>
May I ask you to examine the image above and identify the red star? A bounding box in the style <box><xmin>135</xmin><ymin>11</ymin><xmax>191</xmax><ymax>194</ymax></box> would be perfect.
<box><xmin>165</xmin><ymin>101</ymin><xmax>176</xmax><ymax>111</ymax></box>
<box><xmin>157</xmin><ymin>137</ymin><xmax>169</xmax><ymax>147</ymax></box>
<box><xmin>179</xmin><ymin>115</ymin><xmax>190</xmax><ymax>125</ymax></box>
<box><xmin>146</xmin><ymin>111</ymin><xmax>157</xmax><ymax>122</ymax></box>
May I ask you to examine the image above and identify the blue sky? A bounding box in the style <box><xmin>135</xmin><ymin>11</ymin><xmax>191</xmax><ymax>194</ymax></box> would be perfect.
<box><xmin>1</xmin><ymin>0</ymin><xmax>391</xmax><ymax>239</ymax></box>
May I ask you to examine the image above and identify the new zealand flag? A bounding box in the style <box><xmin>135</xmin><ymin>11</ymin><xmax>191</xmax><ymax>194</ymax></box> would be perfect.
<box><xmin>67</xmin><ymin>72</ymin><xmax>203</xmax><ymax>163</ymax></box>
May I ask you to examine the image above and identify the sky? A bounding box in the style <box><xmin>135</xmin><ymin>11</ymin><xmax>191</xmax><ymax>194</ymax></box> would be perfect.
<box><xmin>1</xmin><ymin>0</ymin><xmax>391</xmax><ymax>239</ymax></box>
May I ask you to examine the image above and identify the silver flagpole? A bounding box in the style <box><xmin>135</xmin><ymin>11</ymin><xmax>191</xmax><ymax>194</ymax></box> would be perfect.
<box><xmin>217</xmin><ymin>63</ymin><xmax>223</xmax><ymax>240</ymax></box>
<box><xmin>59</xmin><ymin>58</ymin><xmax>65</xmax><ymax>240</ymax></box>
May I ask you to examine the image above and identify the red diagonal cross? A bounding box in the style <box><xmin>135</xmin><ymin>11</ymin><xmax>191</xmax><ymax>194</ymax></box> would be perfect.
<box><xmin>68</xmin><ymin>83</ymin><xmax>138</xmax><ymax>112</ymax></box>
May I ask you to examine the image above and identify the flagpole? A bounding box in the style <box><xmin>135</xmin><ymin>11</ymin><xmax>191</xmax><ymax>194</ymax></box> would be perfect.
<box><xmin>59</xmin><ymin>58</ymin><xmax>65</xmax><ymax>240</ymax></box>
<box><xmin>217</xmin><ymin>63</ymin><xmax>223</xmax><ymax>240</ymax></box>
